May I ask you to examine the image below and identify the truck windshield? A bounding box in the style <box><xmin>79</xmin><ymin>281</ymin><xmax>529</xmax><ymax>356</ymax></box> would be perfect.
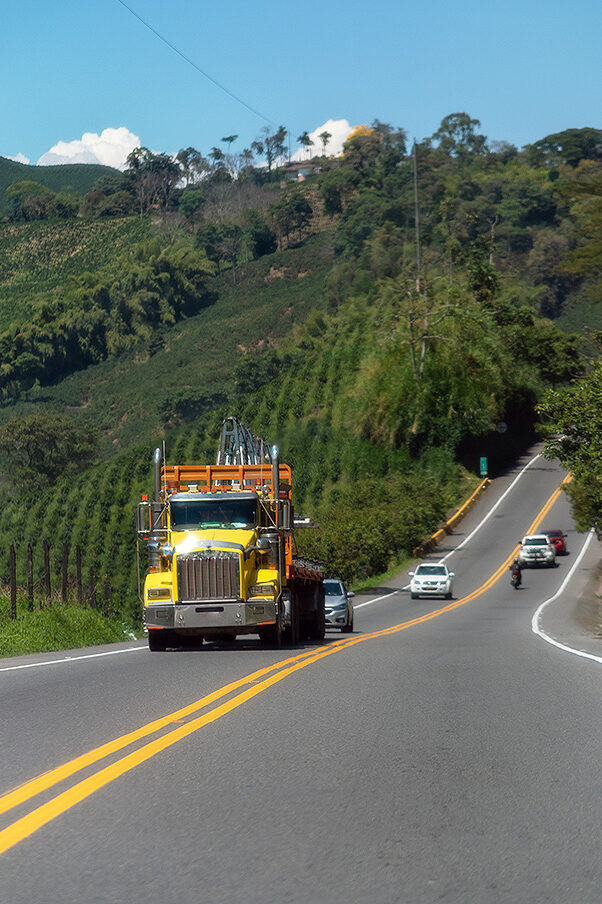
<box><xmin>170</xmin><ymin>498</ymin><xmax>258</xmax><ymax>530</ymax></box>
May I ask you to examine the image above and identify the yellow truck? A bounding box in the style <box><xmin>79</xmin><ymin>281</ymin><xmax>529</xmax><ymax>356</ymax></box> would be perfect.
<box><xmin>136</xmin><ymin>418</ymin><xmax>325</xmax><ymax>651</ymax></box>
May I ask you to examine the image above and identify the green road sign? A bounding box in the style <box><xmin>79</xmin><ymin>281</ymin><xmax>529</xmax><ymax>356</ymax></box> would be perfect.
<box><xmin>480</xmin><ymin>457</ymin><xmax>488</xmax><ymax>477</ymax></box>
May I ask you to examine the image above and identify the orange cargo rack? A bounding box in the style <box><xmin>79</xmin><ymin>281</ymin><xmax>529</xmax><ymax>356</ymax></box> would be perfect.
<box><xmin>161</xmin><ymin>464</ymin><xmax>292</xmax><ymax>499</ymax></box>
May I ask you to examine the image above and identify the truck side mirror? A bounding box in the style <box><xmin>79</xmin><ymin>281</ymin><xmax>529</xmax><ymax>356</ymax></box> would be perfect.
<box><xmin>256</xmin><ymin>538</ymin><xmax>270</xmax><ymax>552</ymax></box>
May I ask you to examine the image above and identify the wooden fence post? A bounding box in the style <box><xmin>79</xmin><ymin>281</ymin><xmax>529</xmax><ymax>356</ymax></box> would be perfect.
<box><xmin>61</xmin><ymin>544</ymin><xmax>68</xmax><ymax>604</ymax></box>
<box><xmin>76</xmin><ymin>546</ymin><xmax>83</xmax><ymax>606</ymax></box>
<box><xmin>27</xmin><ymin>544</ymin><xmax>34</xmax><ymax>611</ymax></box>
<box><xmin>10</xmin><ymin>544</ymin><xmax>16</xmax><ymax>619</ymax></box>
<box><xmin>43</xmin><ymin>540</ymin><xmax>51</xmax><ymax>604</ymax></box>
<box><xmin>88</xmin><ymin>566</ymin><xmax>97</xmax><ymax>610</ymax></box>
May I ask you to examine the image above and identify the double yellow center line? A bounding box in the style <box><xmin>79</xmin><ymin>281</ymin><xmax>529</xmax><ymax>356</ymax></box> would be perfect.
<box><xmin>0</xmin><ymin>476</ymin><xmax>569</xmax><ymax>855</ymax></box>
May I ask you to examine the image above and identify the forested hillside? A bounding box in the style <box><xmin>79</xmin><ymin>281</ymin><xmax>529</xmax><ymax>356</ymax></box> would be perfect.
<box><xmin>0</xmin><ymin>156</ymin><xmax>117</xmax><ymax>216</ymax></box>
<box><xmin>0</xmin><ymin>116</ymin><xmax>600</xmax><ymax>619</ymax></box>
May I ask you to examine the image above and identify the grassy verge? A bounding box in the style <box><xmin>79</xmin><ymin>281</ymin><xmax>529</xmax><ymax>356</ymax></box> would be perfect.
<box><xmin>0</xmin><ymin>599</ymin><xmax>139</xmax><ymax>658</ymax></box>
<box><xmin>352</xmin><ymin>555</ymin><xmax>415</xmax><ymax>593</ymax></box>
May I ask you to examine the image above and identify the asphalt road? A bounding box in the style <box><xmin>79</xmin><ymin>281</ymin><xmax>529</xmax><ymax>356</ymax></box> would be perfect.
<box><xmin>1</xmin><ymin>447</ymin><xmax>601</xmax><ymax>904</ymax></box>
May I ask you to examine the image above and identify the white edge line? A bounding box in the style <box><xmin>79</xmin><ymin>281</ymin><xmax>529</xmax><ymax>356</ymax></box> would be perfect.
<box><xmin>440</xmin><ymin>453</ymin><xmax>541</xmax><ymax>562</ymax></box>
<box><xmin>0</xmin><ymin>644</ymin><xmax>146</xmax><ymax>673</ymax></box>
<box><xmin>531</xmin><ymin>529</ymin><xmax>602</xmax><ymax>664</ymax></box>
<box><xmin>354</xmin><ymin>590</ymin><xmax>401</xmax><ymax>610</ymax></box>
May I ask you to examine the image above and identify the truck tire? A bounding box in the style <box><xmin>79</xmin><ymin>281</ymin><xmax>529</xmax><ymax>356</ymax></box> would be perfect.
<box><xmin>282</xmin><ymin>593</ymin><xmax>300</xmax><ymax>646</ymax></box>
<box><xmin>309</xmin><ymin>586</ymin><xmax>325</xmax><ymax>642</ymax></box>
<box><xmin>258</xmin><ymin>617</ymin><xmax>282</xmax><ymax>647</ymax></box>
<box><xmin>148</xmin><ymin>630</ymin><xmax>168</xmax><ymax>652</ymax></box>
<box><xmin>309</xmin><ymin>607</ymin><xmax>325</xmax><ymax>641</ymax></box>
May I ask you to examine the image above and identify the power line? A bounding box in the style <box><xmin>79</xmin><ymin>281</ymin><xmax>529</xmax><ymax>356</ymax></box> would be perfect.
<box><xmin>114</xmin><ymin>0</ymin><xmax>276</xmax><ymax>127</ymax></box>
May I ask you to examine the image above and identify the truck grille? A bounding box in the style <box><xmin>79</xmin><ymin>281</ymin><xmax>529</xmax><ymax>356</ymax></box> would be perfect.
<box><xmin>177</xmin><ymin>551</ymin><xmax>240</xmax><ymax>602</ymax></box>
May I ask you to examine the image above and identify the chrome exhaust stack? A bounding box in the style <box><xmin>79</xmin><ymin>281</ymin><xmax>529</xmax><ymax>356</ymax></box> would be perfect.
<box><xmin>153</xmin><ymin>447</ymin><xmax>162</xmax><ymax>502</ymax></box>
<box><xmin>271</xmin><ymin>444</ymin><xmax>280</xmax><ymax>529</ymax></box>
<box><xmin>149</xmin><ymin>447</ymin><xmax>163</xmax><ymax>570</ymax></box>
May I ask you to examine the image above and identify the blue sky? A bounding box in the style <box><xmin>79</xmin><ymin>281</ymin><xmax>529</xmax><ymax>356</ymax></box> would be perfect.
<box><xmin>1</xmin><ymin>0</ymin><xmax>601</xmax><ymax>166</ymax></box>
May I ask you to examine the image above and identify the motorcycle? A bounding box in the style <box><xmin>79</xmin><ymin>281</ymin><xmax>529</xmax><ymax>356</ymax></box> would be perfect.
<box><xmin>510</xmin><ymin>568</ymin><xmax>522</xmax><ymax>589</ymax></box>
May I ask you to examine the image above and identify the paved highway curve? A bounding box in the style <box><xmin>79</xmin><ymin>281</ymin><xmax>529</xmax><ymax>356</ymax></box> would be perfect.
<box><xmin>0</xmin><ymin>447</ymin><xmax>601</xmax><ymax>903</ymax></box>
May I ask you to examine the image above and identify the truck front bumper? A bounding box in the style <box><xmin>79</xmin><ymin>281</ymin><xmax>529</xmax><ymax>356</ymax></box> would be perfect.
<box><xmin>145</xmin><ymin>601</ymin><xmax>277</xmax><ymax>634</ymax></box>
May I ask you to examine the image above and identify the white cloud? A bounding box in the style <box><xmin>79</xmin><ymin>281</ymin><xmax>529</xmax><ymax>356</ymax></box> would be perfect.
<box><xmin>37</xmin><ymin>127</ymin><xmax>141</xmax><ymax>170</ymax></box>
<box><xmin>292</xmin><ymin>119</ymin><xmax>356</xmax><ymax>160</ymax></box>
<box><xmin>5</xmin><ymin>152</ymin><xmax>30</xmax><ymax>165</ymax></box>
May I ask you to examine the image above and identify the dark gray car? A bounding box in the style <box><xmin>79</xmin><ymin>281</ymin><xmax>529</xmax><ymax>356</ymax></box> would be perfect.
<box><xmin>324</xmin><ymin>579</ymin><xmax>354</xmax><ymax>633</ymax></box>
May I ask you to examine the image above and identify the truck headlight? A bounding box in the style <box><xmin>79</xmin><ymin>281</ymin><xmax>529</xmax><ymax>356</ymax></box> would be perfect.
<box><xmin>148</xmin><ymin>588</ymin><xmax>172</xmax><ymax>600</ymax></box>
<box><xmin>249</xmin><ymin>583</ymin><xmax>275</xmax><ymax>597</ymax></box>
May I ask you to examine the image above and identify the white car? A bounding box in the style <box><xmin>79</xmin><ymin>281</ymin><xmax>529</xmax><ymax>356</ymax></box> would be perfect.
<box><xmin>409</xmin><ymin>563</ymin><xmax>454</xmax><ymax>600</ymax></box>
<box><xmin>518</xmin><ymin>534</ymin><xmax>556</xmax><ymax>568</ymax></box>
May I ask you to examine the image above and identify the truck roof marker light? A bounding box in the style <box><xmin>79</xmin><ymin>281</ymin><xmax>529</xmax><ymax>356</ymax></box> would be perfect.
<box><xmin>141</xmin><ymin>494</ymin><xmax>148</xmax><ymax>501</ymax></box>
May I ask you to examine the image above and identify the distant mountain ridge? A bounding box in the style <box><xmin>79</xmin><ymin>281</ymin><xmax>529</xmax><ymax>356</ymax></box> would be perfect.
<box><xmin>0</xmin><ymin>156</ymin><xmax>119</xmax><ymax>215</ymax></box>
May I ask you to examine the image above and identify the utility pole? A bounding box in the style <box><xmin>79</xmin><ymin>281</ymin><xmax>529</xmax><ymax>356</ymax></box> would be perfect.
<box><xmin>413</xmin><ymin>140</ymin><xmax>421</xmax><ymax>292</ymax></box>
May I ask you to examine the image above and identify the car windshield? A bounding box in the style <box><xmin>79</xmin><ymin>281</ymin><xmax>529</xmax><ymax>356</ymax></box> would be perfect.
<box><xmin>416</xmin><ymin>565</ymin><xmax>446</xmax><ymax>575</ymax></box>
<box><xmin>170</xmin><ymin>498</ymin><xmax>258</xmax><ymax>530</ymax></box>
<box><xmin>324</xmin><ymin>581</ymin><xmax>344</xmax><ymax>595</ymax></box>
<box><xmin>524</xmin><ymin>538</ymin><xmax>547</xmax><ymax>546</ymax></box>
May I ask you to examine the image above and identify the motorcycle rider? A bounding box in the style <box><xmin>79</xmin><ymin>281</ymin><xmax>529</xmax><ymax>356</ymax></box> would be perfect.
<box><xmin>510</xmin><ymin>556</ymin><xmax>522</xmax><ymax>587</ymax></box>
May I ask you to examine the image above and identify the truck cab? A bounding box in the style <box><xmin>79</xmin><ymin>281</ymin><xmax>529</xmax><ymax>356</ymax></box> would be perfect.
<box><xmin>137</xmin><ymin>425</ymin><xmax>325</xmax><ymax>650</ymax></box>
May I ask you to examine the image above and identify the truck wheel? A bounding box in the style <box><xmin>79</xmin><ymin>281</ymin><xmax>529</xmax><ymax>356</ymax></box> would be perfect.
<box><xmin>259</xmin><ymin>618</ymin><xmax>282</xmax><ymax>647</ymax></box>
<box><xmin>309</xmin><ymin>605</ymin><xmax>325</xmax><ymax>642</ymax></box>
<box><xmin>282</xmin><ymin>594</ymin><xmax>299</xmax><ymax>646</ymax></box>
<box><xmin>148</xmin><ymin>630</ymin><xmax>167</xmax><ymax>652</ymax></box>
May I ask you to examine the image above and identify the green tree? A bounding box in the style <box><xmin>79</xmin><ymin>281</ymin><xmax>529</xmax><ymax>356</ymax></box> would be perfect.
<box><xmin>6</xmin><ymin>181</ymin><xmax>57</xmax><ymax>220</ymax></box>
<box><xmin>176</xmin><ymin>147</ymin><xmax>204</xmax><ymax>185</ymax></box>
<box><xmin>539</xmin><ymin>355</ymin><xmax>602</xmax><ymax>532</ymax></box>
<box><xmin>270</xmin><ymin>188</ymin><xmax>313</xmax><ymax>246</ymax></box>
<box><xmin>216</xmin><ymin>223</ymin><xmax>244</xmax><ymax>282</ymax></box>
<box><xmin>297</xmin><ymin>131</ymin><xmax>314</xmax><ymax>158</ymax></box>
<box><xmin>0</xmin><ymin>414</ymin><xmax>97</xmax><ymax>491</ymax></box>
<box><xmin>432</xmin><ymin>113</ymin><xmax>488</xmax><ymax>158</ymax></box>
<box><xmin>252</xmin><ymin>125</ymin><xmax>287</xmax><ymax>176</ymax></box>
<box><xmin>125</xmin><ymin>148</ymin><xmax>182</xmax><ymax>213</ymax></box>
<box><xmin>243</xmin><ymin>210</ymin><xmax>277</xmax><ymax>258</ymax></box>
<box><xmin>318</xmin><ymin>131</ymin><xmax>332</xmax><ymax>155</ymax></box>
<box><xmin>320</xmin><ymin>166</ymin><xmax>360</xmax><ymax>215</ymax></box>
<box><xmin>527</xmin><ymin>128</ymin><xmax>602</xmax><ymax>168</ymax></box>
<box><xmin>178</xmin><ymin>187</ymin><xmax>205</xmax><ymax>224</ymax></box>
